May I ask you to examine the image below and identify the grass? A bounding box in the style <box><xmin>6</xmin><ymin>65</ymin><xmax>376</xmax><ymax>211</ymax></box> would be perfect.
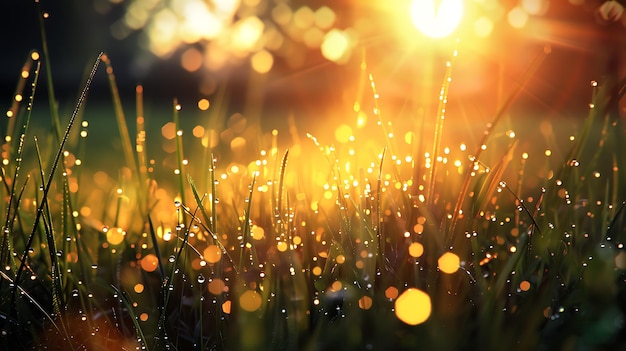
<box><xmin>1</xmin><ymin>6</ymin><xmax>626</xmax><ymax>351</ymax></box>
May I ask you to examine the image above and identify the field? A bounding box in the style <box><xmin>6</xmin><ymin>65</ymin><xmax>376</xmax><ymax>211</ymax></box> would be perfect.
<box><xmin>1</xmin><ymin>1</ymin><xmax>626</xmax><ymax>350</ymax></box>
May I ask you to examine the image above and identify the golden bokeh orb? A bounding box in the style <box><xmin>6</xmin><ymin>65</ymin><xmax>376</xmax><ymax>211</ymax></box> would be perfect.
<box><xmin>395</xmin><ymin>288</ymin><xmax>432</xmax><ymax>325</ymax></box>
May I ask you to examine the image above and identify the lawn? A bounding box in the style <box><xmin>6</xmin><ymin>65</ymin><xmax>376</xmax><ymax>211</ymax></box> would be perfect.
<box><xmin>1</xmin><ymin>1</ymin><xmax>626</xmax><ymax>350</ymax></box>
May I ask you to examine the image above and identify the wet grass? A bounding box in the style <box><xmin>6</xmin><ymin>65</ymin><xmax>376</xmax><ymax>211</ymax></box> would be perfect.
<box><xmin>2</xmin><ymin>7</ymin><xmax>626</xmax><ymax>351</ymax></box>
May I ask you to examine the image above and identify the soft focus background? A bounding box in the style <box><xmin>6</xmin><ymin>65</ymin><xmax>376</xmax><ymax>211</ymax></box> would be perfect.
<box><xmin>0</xmin><ymin>0</ymin><xmax>624</xmax><ymax>169</ymax></box>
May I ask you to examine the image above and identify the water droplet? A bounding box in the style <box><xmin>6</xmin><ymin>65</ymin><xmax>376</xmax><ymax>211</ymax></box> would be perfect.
<box><xmin>197</xmin><ymin>274</ymin><xmax>205</xmax><ymax>284</ymax></box>
<box><xmin>168</xmin><ymin>255</ymin><xmax>176</xmax><ymax>263</ymax></box>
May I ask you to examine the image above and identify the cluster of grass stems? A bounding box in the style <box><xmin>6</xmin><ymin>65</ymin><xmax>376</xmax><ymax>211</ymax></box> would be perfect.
<box><xmin>2</xmin><ymin>6</ymin><xmax>626</xmax><ymax>351</ymax></box>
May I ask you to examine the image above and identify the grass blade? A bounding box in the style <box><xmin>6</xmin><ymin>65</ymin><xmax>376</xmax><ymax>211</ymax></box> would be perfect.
<box><xmin>101</xmin><ymin>54</ymin><xmax>138</xmax><ymax>177</ymax></box>
<box><xmin>36</xmin><ymin>1</ymin><xmax>62</xmax><ymax>142</ymax></box>
<box><xmin>0</xmin><ymin>58</ymin><xmax>39</xmax><ymax>272</ymax></box>
<box><xmin>426</xmin><ymin>48</ymin><xmax>456</xmax><ymax>207</ymax></box>
<box><xmin>276</xmin><ymin>149</ymin><xmax>289</xmax><ymax>223</ymax></box>
<box><xmin>147</xmin><ymin>215</ymin><xmax>165</xmax><ymax>282</ymax></box>
<box><xmin>0</xmin><ymin>270</ymin><xmax>62</xmax><ymax>336</ymax></box>
<box><xmin>173</xmin><ymin>98</ymin><xmax>186</xmax><ymax>205</ymax></box>
<box><xmin>239</xmin><ymin>175</ymin><xmax>258</xmax><ymax>272</ymax></box>
<box><xmin>188</xmin><ymin>175</ymin><xmax>216</xmax><ymax>244</ymax></box>
<box><xmin>11</xmin><ymin>54</ymin><xmax>102</xmax><ymax>347</ymax></box>
<box><xmin>110</xmin><ymin>285</ymin><xmax>149</xmax><ymax>351</ymax></box>
<box><xmin>448</xmin><ymin>46</ymin><xmax>549</xmax><ymax>243</ymax></box>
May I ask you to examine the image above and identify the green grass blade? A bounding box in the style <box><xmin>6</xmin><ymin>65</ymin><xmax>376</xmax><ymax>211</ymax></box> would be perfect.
<box><xmin>0</xmin><ymin>59</ymin><xmax>39</xmax><ymax>272</ymax></box>
<box><xmin>448</xmin><ymin>46</ymin><xmax>549</xmax><ymax>242</ymax></box>
<box><xmin>35</xmin><ymin>127</ymin><xmax>69</xmax><ymax>343</ymax></box>
<box><xmin>36</xmin><ymin>2</ymin><xmax>62</xmax><ymax>142</ymax></box>
<box><xmin>187</xmin><ymin>175</ymin><xmax>215</xmax><ymax>244</ymax></box>
<box><xmin>135</xmin><ymin>85</ymin><xmax>149</xmax><ymax>186</ymax></box>
<box><xmin>209</xmin><ymin>155</ymin><xmax>217</xmax><ymax>234</ymax></box>
<box><xmin>173</xmin><ymin>99</ymin><xmax>186</xmax><ymax>205</ymax></box>
<box><xmin>0</xmin><ymin>270</ymin><xmax>62</xmax><ymax>336</ymax></box>
<box><xmin>101</xmin><ymin>54</ymin><xmax>138</xmax><ymax>177</ymax></box>
<box><xmin>11</xmin><ymin>54</ymin><xmax>101</xmax><ymax>338</ymax></box>
<box><xmin>377</xmin><ymin>147</ymin><xmax>386</xmax><ymax>273</ymax></box>
<box><xmin>147</xmin><ymin>215</ymin><xmax>166</xmax><ymax>282</ymax></box>
<box><xmin>426</xmin><ymin>49</ymin><xmax>455</xmax><ymax>207</ymax></box>
<box><xmin>239</xmin><ymin>175</ymin><xmax>258</xmax><ymax>272</ymax></box>
<box><xmin>4</xmin><ymin>51</ymin><xmax>38</xmax><ymax>141</ymax></box>
<box><xmin>276</xmin><ymin>149</ymin><xmax>289</xmax><ymax>223</ymax></box>
<box><xmin>111</xmin><ymin>285</ymin><xmax>149</xmax><ymax>351</ymax></box>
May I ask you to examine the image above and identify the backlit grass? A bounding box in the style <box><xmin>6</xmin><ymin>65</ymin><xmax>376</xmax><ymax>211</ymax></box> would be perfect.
<box><xmin>1</xmin><ymin>5</ymin><xmax>626</xmax><ymax>351</ymax></box>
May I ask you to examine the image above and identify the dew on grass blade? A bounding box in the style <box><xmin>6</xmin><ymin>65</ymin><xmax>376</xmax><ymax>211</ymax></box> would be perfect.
<box><xmin>395</xmin><ymin>288</ymin><xmax>431</xmax><ymax>325</ymax></box>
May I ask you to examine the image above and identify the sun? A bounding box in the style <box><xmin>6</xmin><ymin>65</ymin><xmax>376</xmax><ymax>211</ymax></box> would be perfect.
<box><xmin>411</xmin><ymin>0</ymin><xmax>463</xmax><ymax>38</ymax></box>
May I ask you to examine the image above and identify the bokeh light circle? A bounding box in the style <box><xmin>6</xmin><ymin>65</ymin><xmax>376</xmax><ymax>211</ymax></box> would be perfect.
<box><xmin>408</xmin><ymin>242</ymin><xmax>424</xmax><ymax>258</ymax></box>
<box><xmin>204</xmin><ymin>244</ymin><xmax>222</xmax><ymax>263</ymax></box>
<box><xmin>395</xmin><ymin>288</ymin><xmax>432</xmax><ymax>325</ymax></box>
<box><xmin>239</xmin><ymin>290</ymin><xmax>262</xmax><ymax>312</ymax></box>
<box><xmin>438</xmin><ymin>252</ymin><xmax>460</xmax><ymax>274</ymax></box>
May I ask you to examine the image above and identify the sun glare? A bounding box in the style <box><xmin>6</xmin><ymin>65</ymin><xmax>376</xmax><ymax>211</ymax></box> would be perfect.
<box><xmin>411</xmin><ymin>0</ymin><xmax>463</xmax><ymax>38</ymax></box>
